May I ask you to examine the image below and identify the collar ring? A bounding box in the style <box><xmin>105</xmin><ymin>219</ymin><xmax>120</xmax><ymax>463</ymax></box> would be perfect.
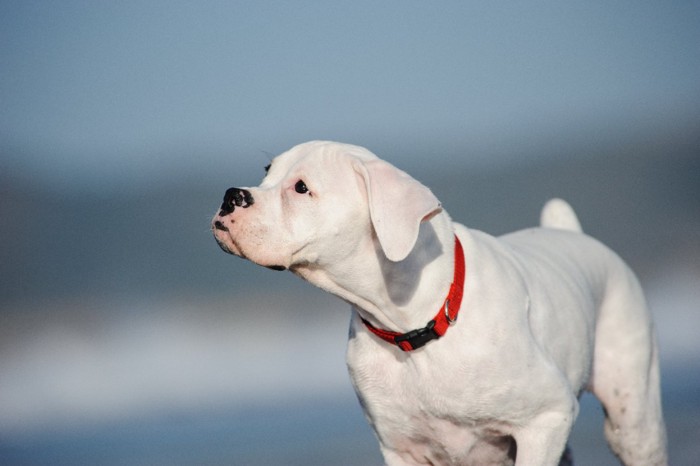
<box><xmin>444</xmin><ymin>299</ymin><xmax>457</xmax><ymax>325</ymax></box>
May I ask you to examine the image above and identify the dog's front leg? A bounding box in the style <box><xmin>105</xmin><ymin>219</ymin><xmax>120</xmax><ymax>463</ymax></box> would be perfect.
<box><xmin>513</xmin><ymin>409</ymin><xmax>576</xmax><ymax>466</ymax></box>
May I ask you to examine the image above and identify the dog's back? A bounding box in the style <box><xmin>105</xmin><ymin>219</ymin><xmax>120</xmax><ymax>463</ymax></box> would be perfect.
<box><xmin>503</xmin><ymin>200</ymin><xmax>667</xmax><ymax>465</ymax></box>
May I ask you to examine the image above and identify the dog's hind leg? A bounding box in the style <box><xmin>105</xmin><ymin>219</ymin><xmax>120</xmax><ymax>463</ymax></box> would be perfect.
<box><xmin>589</xmin><ymin>264</ymin><xmax>667</xmax><ymax>466</ymax></box>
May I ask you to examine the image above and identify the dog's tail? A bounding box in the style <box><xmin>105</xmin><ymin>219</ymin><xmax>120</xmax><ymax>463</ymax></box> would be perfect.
<box><xmin>540</xmin><ymin>198</ymin><xmax>582</xmax><ymax>232</ymax></box>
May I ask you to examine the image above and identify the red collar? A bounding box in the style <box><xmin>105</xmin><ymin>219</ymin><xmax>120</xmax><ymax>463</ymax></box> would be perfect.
<box><xmin>361</xmin><ymin>235</ymin><xmax>466</xmax><ymax>352</ymax></box>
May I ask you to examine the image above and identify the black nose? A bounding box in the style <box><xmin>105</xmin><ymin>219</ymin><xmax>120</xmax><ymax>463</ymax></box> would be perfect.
<box><xmin>220</xmin><ymin>187</ymin><xmax>254</xmax><ymax>215</ymax></box>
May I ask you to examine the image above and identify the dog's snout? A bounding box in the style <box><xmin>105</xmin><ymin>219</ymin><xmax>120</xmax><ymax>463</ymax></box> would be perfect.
<box><xmin>220</xmin><ymin>187</ymin><xmax>254</xmax><ymax>215</ymax></box>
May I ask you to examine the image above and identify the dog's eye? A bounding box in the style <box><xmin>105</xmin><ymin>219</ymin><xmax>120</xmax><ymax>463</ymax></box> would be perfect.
<box><xmin>264</xmin><ymin>164</ymin><xmax>271</xmax><ymax>174</ymax></box>
<box><xmin>294</xmin><ymin>180</ymin><xmax>309</xmax><ymax>194</ymax></box>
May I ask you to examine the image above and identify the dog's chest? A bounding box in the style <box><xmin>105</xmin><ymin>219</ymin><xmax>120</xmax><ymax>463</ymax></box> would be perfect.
<box><xmin>348</xmin><ymin>339</ymin><xmax>518</xmax><ymax>464</ymax></box>
<box><xmin>382</xmin><ymin>412</ymin><xmax>513</xmax><ymax>465</ymax></box>
<box><xmin>363</xmin><ymin>388</ymin><xmax>515</xmax><ymax>465</ymax></box>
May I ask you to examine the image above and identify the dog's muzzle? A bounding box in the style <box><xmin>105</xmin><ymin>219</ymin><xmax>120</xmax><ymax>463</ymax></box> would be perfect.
<box><xmin>219</xmin><ymin>187</ymin><xmax>254</xmax><ymax>215</ymax></box>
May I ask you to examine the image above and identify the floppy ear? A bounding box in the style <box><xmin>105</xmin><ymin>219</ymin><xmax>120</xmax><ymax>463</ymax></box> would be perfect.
<box><xmin>353</xmin><ymin>158</ymin><xmax>442</xmax><ymax>262</ymax></box>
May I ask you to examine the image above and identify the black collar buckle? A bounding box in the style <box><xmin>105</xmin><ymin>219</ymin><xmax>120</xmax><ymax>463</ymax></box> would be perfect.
<box><xmin>393</xmin><ymin>319</ymin><xmax>439</xmax><ymax>351</ymax></box>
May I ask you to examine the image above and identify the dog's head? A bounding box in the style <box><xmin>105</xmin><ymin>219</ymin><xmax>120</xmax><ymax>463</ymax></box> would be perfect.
<box><xmin>212</xmin><ymin>141</ymin><xmax>442</xmax><ymax>273</ymax></box>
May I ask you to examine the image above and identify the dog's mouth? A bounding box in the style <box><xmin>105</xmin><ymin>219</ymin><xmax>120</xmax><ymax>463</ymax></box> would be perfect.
<box><xmin>214</xmin><ymin>235</ymin><xmax>235</xmax><ymax>255</ymax></box>
<box><xmin>213</xmin><ymin>220</ymin><xmax>229</xmax><ymax>232</ymax></box>
<box><xmin>212</xmin><ymin>224</ymin><xmax>287</xmax><ymax>272</ymax></box>
<box><xmin>212</xmin><ymin>220</ymin><xmax>238</xmax><ymax>256</ymax></box>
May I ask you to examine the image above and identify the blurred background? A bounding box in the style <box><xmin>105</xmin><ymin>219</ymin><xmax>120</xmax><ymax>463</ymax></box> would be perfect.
<box><xmin>1</xmin><ymin>1</ymin><xmax>699</xmax><ymax>464</ymax></box>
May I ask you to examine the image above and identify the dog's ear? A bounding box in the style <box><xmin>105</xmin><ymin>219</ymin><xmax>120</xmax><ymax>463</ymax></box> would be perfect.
<box><xmin>353</xmin><ymin>158</ymin><xmax>442</xmax><ymax>262</ymax></box>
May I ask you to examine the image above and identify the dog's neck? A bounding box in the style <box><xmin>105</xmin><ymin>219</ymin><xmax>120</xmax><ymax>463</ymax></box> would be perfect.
<box><xmin>293</xmin><ymin>212</ymin><xmax>458</xmax><ymax>332</ymax></box>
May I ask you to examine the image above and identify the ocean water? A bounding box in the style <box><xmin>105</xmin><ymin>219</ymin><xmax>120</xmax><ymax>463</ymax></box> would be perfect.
<box><xmin>1</xmin><ymin>280</ymin><xmax>698</xmax><ymax>465</ymax></box>
<box><xmin>1</xmin><ymin>383</ymin><xmax>698</xmax><ymax>465</ymax></box>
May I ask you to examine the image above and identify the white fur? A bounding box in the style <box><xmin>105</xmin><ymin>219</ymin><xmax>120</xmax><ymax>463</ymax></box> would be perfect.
<box><xmin>213</xmin><ymin>141</ymin><xmax>667</xmax><ymax>466</ymax></box>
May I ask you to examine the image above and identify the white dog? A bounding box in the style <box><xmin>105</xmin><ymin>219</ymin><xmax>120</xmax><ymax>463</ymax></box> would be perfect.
<box><xmin>212</xmin><ymin>141</ymin><xmax>667</xmax><ymax>466</ymax></box>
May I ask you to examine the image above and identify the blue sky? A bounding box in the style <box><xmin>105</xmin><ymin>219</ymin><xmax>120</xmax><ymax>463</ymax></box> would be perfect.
<box><xmin>2</xmin><ymin>1</ymin><xmax>699</xmax><ymax>186</ymax></box>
